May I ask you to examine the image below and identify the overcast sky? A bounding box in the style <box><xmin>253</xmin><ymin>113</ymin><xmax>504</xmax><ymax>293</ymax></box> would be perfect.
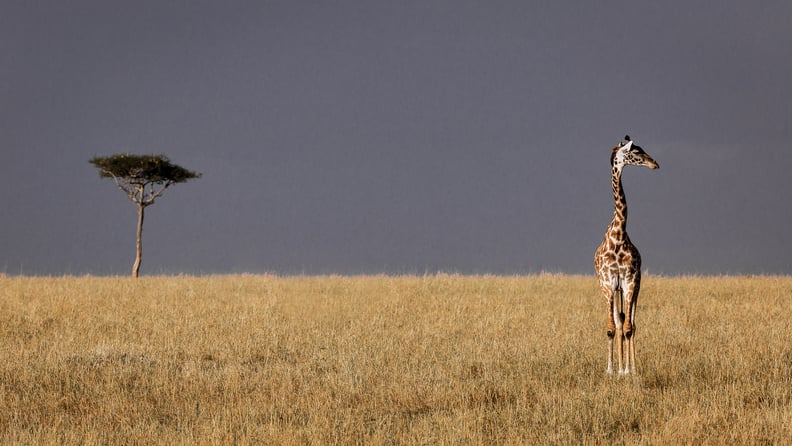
<box><xmin>2</xmin><ymin>1</ymin><xmax>791</xmax><ymax>276</ymax></box>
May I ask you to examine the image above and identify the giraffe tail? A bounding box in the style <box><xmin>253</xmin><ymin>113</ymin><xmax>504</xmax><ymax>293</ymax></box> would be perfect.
<box><xmin>610</xmin><ymin>276</ymin><xmax>626</xmax><ymax>323</ymax></box>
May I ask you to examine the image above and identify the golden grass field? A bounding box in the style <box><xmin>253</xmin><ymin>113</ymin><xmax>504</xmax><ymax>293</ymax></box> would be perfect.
<box><xmin>1</xmin><ymin>274</ymin><xmax>791</xmax><ymax>444</ymax></box>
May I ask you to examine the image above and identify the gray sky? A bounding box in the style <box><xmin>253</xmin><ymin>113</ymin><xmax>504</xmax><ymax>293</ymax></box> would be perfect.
<box><xmin>2</xmin><ymin>1</ymin><xmax>791</xmax><ymax>276</ymax></box>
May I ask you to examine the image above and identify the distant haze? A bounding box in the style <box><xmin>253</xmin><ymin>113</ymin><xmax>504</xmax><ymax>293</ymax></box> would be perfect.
<box><xmin>2</xmin><ymin>1</ymin><xmax>791</xmax><ymax>275</ymax></box>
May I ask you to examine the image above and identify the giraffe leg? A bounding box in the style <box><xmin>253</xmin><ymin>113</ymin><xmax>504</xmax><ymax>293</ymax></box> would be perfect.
<box><xmin>607</xmin><ymin>307</ymin><xmax>614</xmax><ymax>375</ymax></box>
<box><xmin>612</xmin><ymin>292</ymin><xmax>625</xmax><ymax>375</ymax></box>
<box><xmin>623</xmin><ymin>311</ymin><xmax>633</xmax><ymax>375</ymax></box>
<box><xmin>607</xmin><ymin>337</ymin><xmax>614</xmax><ymax>375</ymax></box>
<box><xmin>623</xmin><ymin>283</ymin><xmax>639</xmax><ymax>375</ymax></box>
<box><xmin>628</xmin><ymin>304</ymin><xmax>637</xmax><ymax>374</ymax></box>
<box><xmin>606</xmin><ymin>293</ymin><xmax>617</xmax><ymax>374</ymax></box>
<box><xmin>616</xmin><ymin>317</ymin><xmax>625</xmax><ymax>375</ymax></box>
<box><xmin>623</xmin><ymin>333</ymin><xmax>632</xmax><ymax>375</ymax></box>
<box><xmin>629</xmin><ymin>325</ymin><xmax>636</xmax><ymax>373</ymax></box>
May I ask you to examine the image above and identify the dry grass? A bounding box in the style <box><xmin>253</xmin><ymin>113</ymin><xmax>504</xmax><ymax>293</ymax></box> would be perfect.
<box><xmin>1</xmin><ymin>274</ymin><xmax>791</xmax><ymax>444</ymax></box>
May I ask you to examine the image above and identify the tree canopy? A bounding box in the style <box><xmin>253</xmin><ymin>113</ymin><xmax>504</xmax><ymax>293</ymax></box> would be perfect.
<box><xmin>90</xmin><ymin>154</ymin><xmax>201</xmax><ymax>206</ymax></box>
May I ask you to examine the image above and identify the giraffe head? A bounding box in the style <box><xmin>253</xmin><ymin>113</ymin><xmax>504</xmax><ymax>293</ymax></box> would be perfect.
<box><xmin>611</xmin><ymin>135</ymin><xmax>659</xmax><ymax>170</ymax></box>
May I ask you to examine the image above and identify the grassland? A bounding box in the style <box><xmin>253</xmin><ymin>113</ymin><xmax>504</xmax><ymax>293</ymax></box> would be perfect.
<box><xmin>1</xmin><ymin>274</ymin><xmax>791</xmax><ymax>444</ymax></box>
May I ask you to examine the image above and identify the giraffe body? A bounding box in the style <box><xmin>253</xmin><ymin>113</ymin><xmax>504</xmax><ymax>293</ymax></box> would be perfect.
<box><xmin>594</xmin><ymin>135</ymin><xmax>658</xmax><ymax>375</ymax></box>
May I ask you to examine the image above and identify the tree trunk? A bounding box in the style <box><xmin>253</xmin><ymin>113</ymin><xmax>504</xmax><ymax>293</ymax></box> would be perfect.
<box><xmin>132</xmin><ymin>203</ymin><xmax>144</xmax><ymax>278</ymax></box>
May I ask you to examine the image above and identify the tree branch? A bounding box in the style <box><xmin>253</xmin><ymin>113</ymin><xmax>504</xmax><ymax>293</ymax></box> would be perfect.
<box><xmin>101</xmin><ymin>168</ymin><xmax>175</xmax><ymax>206</ymax></box>
<box><xmin>142</xmin><ymin>180</ymin><xmax>173</xmax><ymax>206</ymax></box>
<box><xmin>104</xmin><ymin>171</ymin><xmax>139</xmax><ymax>204</ymax></box>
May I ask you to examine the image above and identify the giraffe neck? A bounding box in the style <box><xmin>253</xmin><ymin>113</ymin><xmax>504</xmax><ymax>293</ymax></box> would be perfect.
<box><xmin>609</xmin><ymin>165</ymin><xmax>628</xmax><ymax>234</ymax></box>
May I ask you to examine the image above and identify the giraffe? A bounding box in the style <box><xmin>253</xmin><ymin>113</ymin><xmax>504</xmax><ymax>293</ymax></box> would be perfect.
<box><xmin>594</xmin><ymin>135</ymin><xmax>659</xmax><ymax>375</ymax></box>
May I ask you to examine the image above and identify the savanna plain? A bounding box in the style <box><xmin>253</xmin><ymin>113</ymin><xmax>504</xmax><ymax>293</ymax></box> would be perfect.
<box><xmin>1</xmin><ymin>274</ymin><xmax>791</xmax><ymax>445</ymax></box>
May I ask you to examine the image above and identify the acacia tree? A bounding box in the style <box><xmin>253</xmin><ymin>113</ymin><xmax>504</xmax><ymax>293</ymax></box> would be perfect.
<box><xmin>90</xmin><ymin>154</ymin><xmax>201</xmax><ymax>278</ymax></box>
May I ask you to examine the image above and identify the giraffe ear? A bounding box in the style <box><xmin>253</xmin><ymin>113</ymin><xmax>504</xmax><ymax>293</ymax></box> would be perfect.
<box><xmin>622</xmin><ymin>140</ymin><xmax>633</xmax><ymax>151</ymax></box>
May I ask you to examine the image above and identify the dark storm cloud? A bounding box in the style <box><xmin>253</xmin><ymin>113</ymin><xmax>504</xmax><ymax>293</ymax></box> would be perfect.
<box><xmin>1</xmin><ymin>1</ymin><xmax>791</xmax><ymax>275</ymax></box>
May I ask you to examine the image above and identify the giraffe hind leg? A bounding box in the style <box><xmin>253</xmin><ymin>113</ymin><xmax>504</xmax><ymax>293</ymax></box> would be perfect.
<box><xmin>623</xmin><ymin>291</ymin><xmax>638</xmax><ymax>374</ymax></box>
<box><xmin>611</xmin><ymin>290</ymin><xmax>624</xmax><ymax>375</ymax></box>
<box><xmin>607</xmin><ymin>315</ymin><xmax>616</xmax><ymax>374</ymax></box>
<box><xmin>623</xmin><ymin>337</ymin><xmax>632</xmax><ymax>375</ymax></box>
<box><xmin>620</xmin><ymin>308</ymin><xmax>633</xmax><ymax>375</ymax></box>
<box><xmin>604</xmin><ymin>285</ymin><xmax>617</xmax><ymax>375</ymax></box>
<box><xmin>627</xmin><ymin>322</ymin><xmax>636</xmax><ymax>374</ymax></box>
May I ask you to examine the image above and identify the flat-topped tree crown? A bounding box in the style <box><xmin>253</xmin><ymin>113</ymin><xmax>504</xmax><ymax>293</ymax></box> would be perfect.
<box><xmin>90</xmin><ymin>154</ymin><xmax>201</xmax><ymax>206</ymax></box>
<box><xmin>90</xmin><ymin>153</ymin><xmax>201</xmax><ymax>278</ymax></box>
<box><xmin>91</xmin><ymin>154</ymin><xmax>199</xmax><ymax>182</ymax></box>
